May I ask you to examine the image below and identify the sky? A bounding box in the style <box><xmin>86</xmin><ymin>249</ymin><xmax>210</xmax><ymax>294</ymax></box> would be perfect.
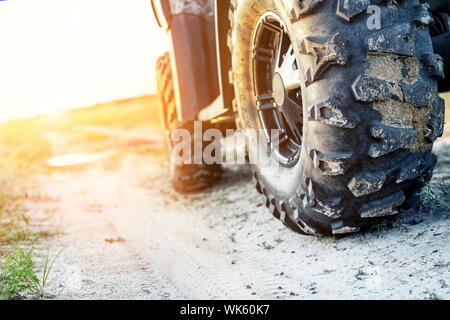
<box><xmin>0</xmin><ymin>0</ymin><xmax>169</xmax><ymax>123</ymax></box>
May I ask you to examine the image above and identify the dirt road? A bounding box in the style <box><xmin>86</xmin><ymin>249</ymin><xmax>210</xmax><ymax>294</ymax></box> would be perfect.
<box><xmin>24</xmin><ymin>130</ymin><xmax>450</xmax><ymax>300</ymax></box>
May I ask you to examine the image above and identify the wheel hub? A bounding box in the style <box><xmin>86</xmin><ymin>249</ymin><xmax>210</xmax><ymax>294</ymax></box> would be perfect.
<box><xmin>272</xmin><ymin>73</ymin><xmax>285</xmax><ymax>107</ymax></box>
<box><xmin>251</xmin><ymin>12</ymin><xmax>303</xmax><ymax>167</ymax></box>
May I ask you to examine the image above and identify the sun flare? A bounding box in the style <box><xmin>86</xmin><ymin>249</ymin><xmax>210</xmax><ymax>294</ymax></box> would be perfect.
<box><xmin>0</xmin><ymin>0</ymin><xmax>169</xmax><ymax>123</ymax></box>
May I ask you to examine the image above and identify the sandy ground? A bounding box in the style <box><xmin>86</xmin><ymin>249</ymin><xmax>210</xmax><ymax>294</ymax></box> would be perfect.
<box><xmin>22</xmin><ymin>128</ymin><xmax>450</xmax><ymax>300</ymax></box>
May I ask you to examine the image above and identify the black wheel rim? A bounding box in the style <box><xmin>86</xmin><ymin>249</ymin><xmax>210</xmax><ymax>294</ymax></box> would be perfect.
<box><xmin>251</xmin><ymin>12</ymin><xmax>303</xmax><ymax>167</ymax></box>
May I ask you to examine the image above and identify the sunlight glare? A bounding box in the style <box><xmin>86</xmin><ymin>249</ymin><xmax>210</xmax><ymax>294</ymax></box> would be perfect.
<box><xmin>0</xmin><ymin>0</ymin><xmax>169</xmax><ymax>123</ymax></box>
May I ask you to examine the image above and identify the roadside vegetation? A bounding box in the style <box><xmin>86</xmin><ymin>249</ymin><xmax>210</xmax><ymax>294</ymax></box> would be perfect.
<box><xmin>0</xmin><ymin>116</ymin><xmax>52</xmax><ymax>247</ymax></box>
<box><xmin>0</xmin><ymin>115</ymin><xmax>53</xmax><ymax>299</ymax></box>
<box><xmin>0</xmin><ymin>247</ymin><xmax>63</xmax><ymax>299</ymax></box>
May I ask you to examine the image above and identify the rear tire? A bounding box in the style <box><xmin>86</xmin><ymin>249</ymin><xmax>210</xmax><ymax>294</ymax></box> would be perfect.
<box><xmin>229</xmin><ymin>0</ymin><xmax>444</xmax><ymax>235</ymax></box>
<box><xmin>156</xmin><ymin>53</ymin><xmax>222</xmax><ymax>193</ymax></box>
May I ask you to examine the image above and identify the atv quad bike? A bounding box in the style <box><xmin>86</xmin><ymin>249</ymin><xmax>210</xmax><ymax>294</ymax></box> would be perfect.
<box><xmin>152</xmin><ymin>0</ymin><xmax>449</xmax><ymax>236</ymax></box>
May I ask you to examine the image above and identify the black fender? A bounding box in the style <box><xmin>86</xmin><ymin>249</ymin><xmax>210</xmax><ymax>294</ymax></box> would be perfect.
<box><xmin>214</xmin><ymin>0</ymin><xmax>234</xmax><ymax>114</ymax></box>
<box><xmin>151</xmin><ymin>0</ymin><xmax>220</xmax><ymax>121</ymax></box>
<box><xmin>168</xmin><ymin>14</ymin><xmax>219</xmax><ymax>121</ymax></box>
<box><xmin>151</xmin><ymin>0</ymin><xmax>171</xmax><ymax>29</ymax></box>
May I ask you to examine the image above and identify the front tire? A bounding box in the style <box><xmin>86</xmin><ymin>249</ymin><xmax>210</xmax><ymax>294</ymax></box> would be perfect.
<box><xmin>229</xmin><ymin>0</ymin><xmax>444</xmax><ymax>235</ymax></box>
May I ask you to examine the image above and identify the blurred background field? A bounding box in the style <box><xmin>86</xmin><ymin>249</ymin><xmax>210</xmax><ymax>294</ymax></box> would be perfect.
<box><xmin>0</xmin><ymin>95</ymin><xmax>162</xmax><ymax>171</ymax></box>
<box><xmin>0</xmin><ymin>95</ymin><xmax>162</xmax><ymax>245</ymax></box>
<box><xmin>442</xmin><ymin>92</ymin><xmax>450</xmax><ymax>130</ymax></box>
